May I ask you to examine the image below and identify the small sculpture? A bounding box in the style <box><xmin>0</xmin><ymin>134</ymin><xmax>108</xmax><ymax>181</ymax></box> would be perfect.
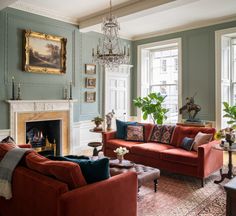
<box><xmin>106</xmin><ymin>110</ymin><xmax>115</xmax><ymax>130</ymax></box>
<box><xmin>179</xmin><ymin>94</ymin><xmax>201</xmax><ymax>122</ymax></box>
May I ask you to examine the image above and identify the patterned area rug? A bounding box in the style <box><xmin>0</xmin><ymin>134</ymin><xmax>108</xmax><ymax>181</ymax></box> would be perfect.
<box><xmin>138</xmin><ymin>172</ymin><xmax>226</xmax><ymax>216</ymax></box>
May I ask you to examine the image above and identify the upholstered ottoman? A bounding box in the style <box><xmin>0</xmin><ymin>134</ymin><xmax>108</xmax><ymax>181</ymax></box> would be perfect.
<box><xmin>110</xmin><ymin>160</ymin><xmax>160</xmax><ymax>192</ymax></box>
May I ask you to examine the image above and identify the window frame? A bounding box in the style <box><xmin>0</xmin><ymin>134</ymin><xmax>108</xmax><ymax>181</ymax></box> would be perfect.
<box><xmin>137</xmin><ymin>38</ymin><xmax>182</xmax><ymax>123</ymax></box>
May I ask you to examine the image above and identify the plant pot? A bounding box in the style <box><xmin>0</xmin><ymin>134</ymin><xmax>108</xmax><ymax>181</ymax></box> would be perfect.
<box><xmin>117</xmin><ymin>154</ymin><xmax>124</xmax><ymax>163</ymax></box>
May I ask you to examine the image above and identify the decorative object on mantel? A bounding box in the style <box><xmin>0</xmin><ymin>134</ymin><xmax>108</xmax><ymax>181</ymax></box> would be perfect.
<box><xmin>113</xmin><ymin>147</ymin><xmax>129</xmax><ymax>163</ymax></box>
<box><xmin>63</xmin><ymin>86</ymin><xmax>69</xmax><ymax>100</ymax></box>
<box><xmin>85</xmin><ymin>77</ymin><xmax>96</xmax><ymax>88</ymax></box>
<box><xmin>23</xmin><ymin>30</ymin><xmax>67</xmax><ymax>75</ymax></box>
<box><xmin>85</xmin><ymin>91</ymin><xmax>96</xmax><ymax>103</ymax></box>
<box><xmin>69</xmin><ymin>81</ymin><xmax>73</xmax><ymax>100</ymax></box>
<box><xmin>11</xmin><ymin>76</ymin><xmax>15</xmax><ymax>100</ymax></box>
<box><xmin>106</xmin><ymin>109</ymin><xmax>115</xmax><ymax>130</ymax></box>
<box><xmin>179</xmin><ymin>93</ymin><xmax>201</xmax><ymax>122</ymax></box>
<box><xmin>92</xmin><ymin>116</ymin><xmax>103</xmax><ymax>131</ymax></box>
<box><xmin>16</xmin><ymin>83</ymin><xmax>22</xmax><ymax>100</ymax></box>
<box><xmin>85</xmin><ymin>64</ymin><xmax>96</xmax><ymax>75</ymax></box>
<box><xmin>92</xmin><ymin>0</ymin><xmax>130</xmax><ymax>68</ymax></box>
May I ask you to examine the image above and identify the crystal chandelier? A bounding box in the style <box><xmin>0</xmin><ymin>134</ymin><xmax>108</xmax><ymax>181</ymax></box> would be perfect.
<box><xmin>92</xmin><ymin>0</ymin><xmax>130</xmax><ymax>68</ymax></box>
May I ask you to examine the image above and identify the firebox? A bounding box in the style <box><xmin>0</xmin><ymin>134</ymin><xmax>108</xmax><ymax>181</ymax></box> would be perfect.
<box><xmin>26</xmin><ymin>120</ymin><xmax>61</xmax><ymax>156</ymax></box>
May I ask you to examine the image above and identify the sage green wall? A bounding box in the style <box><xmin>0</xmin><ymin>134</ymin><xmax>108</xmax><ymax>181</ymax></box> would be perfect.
<box><xmin>0</xmin><ymin>8</ymin><xmax>132</xmax><ymax>129</ymax></box>
<box><xmin>132</xmin><ymin>21</ymin><xmax>236</xmax><ymax>121</ymax></box>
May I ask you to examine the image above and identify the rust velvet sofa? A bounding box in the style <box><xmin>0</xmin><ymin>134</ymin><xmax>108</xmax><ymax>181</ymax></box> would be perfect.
<box><xmin>103</xmin><ymin>124</ymin><xmax>223</xmax><ymax>186</ymax></box>
<box><xmin>0</xmin><ymin>143</ymin><xmax>137</xmax><ymax>216</ymax></box>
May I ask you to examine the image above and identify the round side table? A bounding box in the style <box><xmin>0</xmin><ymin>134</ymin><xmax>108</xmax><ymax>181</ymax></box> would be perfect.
<box><xmin>213</xmin><ymin>143</ymin><xmax>236</xmax><ymax>184</ymax></box>
<box><xmin>88</xmin><ymin>142</ymin><xmax>102</xmax><ymax>156</ymax></box>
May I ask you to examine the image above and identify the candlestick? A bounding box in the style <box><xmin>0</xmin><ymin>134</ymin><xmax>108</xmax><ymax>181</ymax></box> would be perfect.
<box><xmin>69</xmin><ymin>82</ymin><xmax>73</xmax><ymax>100</ymax></box>
<box><xmin>16</xmin><ymin>83</ymin><xmax>21</xmax><ymax>100</ymax></box>
<box><xmin>64</xmin><ymin>87</ymin><xmax>68</xmax><ymax>100</ymax></box>
<box><xmin>11</xmin><ymin>76</ymin><xmax>15</xmax><ymax>100</ymax></box>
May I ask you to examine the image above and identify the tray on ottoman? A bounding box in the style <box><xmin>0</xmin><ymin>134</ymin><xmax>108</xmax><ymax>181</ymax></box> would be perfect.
<box><xmin>109</xmin><ymin>160</ymin><xmax>160</xmax><ymax>192</ymax></box>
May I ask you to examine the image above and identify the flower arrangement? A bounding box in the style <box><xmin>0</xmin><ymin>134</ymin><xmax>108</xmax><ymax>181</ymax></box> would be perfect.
<box><xmin>114</xmin><ymin>147</ymin><xmax>129</xmax><ymax>156</ymax></box>
<box><xmin>114</xmin><ymin>147</ymin><xmax>129</xmax><ymax>163</ymax></box>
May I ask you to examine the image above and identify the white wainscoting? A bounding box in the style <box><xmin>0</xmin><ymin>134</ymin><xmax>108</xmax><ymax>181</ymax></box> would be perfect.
<box><xmin>72</xmin><ymin>121</ymin><xmax>102</xmax><ymax>155</ymax></box>
<box><xmin>0</xmin><ymin>130</ymin><xmax>11</xmax><ymax>141</ymax></box>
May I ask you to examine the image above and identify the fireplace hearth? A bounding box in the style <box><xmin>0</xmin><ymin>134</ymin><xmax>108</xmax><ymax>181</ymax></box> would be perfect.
<box><xmin>26</xmin><ymin>120</ymin><xmax>61</xmax><ymax>156</ymax></box>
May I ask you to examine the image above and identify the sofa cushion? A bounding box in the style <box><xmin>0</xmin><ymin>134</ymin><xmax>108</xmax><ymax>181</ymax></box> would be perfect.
<box><xmin>131</xmin><ymin>143</ymin><xmax>175</xmax><ymax>159</ymax></box>
<box><xmin>116</xmin><ymin>119</ymin><xmax>137</xmax><ymax>139</ymax></box>
<box><xmin>0</xmin><ymin>143</ymin><xmax>17</xmax><ymax>161</ymax></box>
<box><xmin>48</xmin><ymin>156</ymin><xmax>110</xmax><ymax>184</ymax></box>
<box><xmin>160</xmin><ymin>148</ymin><xmax>198</xmax><ymax>166</ymax></box>
<box><xmin>160</xmin><ymin>125</ymin><xmax>176</xmax><ymax>144</ymax></box>
<box><xmin>126</xmin><ymin>125</ymin><xmax>145</xmax><ymax>142</ymax></box>
<box><xmin>106</xmin><ymin>139</ymin><xmax>144</xmax><ymax>150</ymax></box>
<box><xmin>150</xmin><ymin>125</ymin><xmax>163</xmax><ymax>143</ymax></box>
<box><xmin>180</xmin><ymin>137</ymin><xmax>194</xmax><ymax>151</ymax></box>
<box><xmin>192</xmin><ymin>132</ymin><xmax>213</xmax><ymax>151</ymax></box>
<box><xmin>171</xmin><ymin>126</ymin><xmax>216</xmax><ymax>147</ymax></box>
<box><xmin>138</xmin><ymin>123</ymin><xmax>155</xmax><ymax>142</ymax></box>
<box><xmin>26</xmin><ymin>151</ymin><xmax>87</xmax><ymax>189</ymax></box>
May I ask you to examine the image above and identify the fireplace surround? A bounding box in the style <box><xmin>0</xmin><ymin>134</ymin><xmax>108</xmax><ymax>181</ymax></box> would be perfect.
<box><xmin>7</xmin><ymin>100</ymin><xmax>77</xmax><ymax>155</ymax></box>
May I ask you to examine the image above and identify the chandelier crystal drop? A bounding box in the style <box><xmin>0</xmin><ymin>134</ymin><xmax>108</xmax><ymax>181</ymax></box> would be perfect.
<box><xmin>92</xmin><ymin>0</ymin><xmax>130</xmax><ymax>68</ymax></box>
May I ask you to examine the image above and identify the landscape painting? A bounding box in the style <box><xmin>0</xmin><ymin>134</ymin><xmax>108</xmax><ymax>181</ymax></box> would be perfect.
<box><xmin>23</xmin><ymin>30</ymin><xmax>67</xmax><ymax>74</ymax></box>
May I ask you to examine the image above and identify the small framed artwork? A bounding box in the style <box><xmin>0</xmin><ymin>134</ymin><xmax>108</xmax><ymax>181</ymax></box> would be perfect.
<box><xmin>85</xmin><ymin>91</ymin><xmax>96</xmax><ymax>103</ymax></box>
<box><xmin>85</xmin><ymin>64</ymin><xmax>96</xmax><ymax>75</ymax></box>
<box><xmin>23</xmin><ymin>30</ymin><xmax>67</xmax><ymax>74</ymax></box>
<box><xmin>85</xmin><ymin>77</ymin><xmax>96</xmax><ymax>88</ymax></box>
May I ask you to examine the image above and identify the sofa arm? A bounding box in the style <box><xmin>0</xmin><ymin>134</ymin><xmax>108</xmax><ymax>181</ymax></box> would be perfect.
<box><xmin>59</xmin><ymin>172</ymin><xmax>137</xmax><ymax>216</ymax></box>
<box><xmin>198</xmin><ymin>140</ymin><xmax>223</xmax><ymax>178</ymax></box>
<box><xmin>103</xmin><ymin>131</ymin><xmax>116</xmax><ymax>155</ymax></box>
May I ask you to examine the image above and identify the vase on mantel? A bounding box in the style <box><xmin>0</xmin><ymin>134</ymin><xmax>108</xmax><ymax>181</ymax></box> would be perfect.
<box><xmin>117</xmin><ymin>154</ymin><xmax>124</xmax><ymax>163</ymax></box>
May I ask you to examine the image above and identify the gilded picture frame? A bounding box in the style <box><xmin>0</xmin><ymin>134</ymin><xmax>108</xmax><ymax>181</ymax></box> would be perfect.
<box><xmin>23</xmin><ymin>30</ymin><xmax>67</xmax><ymax>75</ymax></box>
<box><xmin>85</xmin><ymin>91</ymin><xmax>96</xmax><ymax>103</ymax></box>
<box><xmin>85</xmin><ymin>64</ymin><xmax>96</xmax><ymax>75</ymax></box>
<box><xmin>85</xmin><ymin>77</ymin><xmax>96</xmax><ymax>88</ymax></box>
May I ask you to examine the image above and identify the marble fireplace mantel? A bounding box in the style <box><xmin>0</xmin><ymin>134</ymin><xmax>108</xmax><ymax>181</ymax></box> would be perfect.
<box><xmin>6</xmin><ymin>99</ymin><xmax>77</xmax><ymax>154</ymax></box>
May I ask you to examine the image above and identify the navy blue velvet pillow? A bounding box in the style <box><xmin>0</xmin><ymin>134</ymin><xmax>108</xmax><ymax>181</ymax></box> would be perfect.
<box><xmin>116</xmin><ymin>119</ymin><xmax>136</xmax><ymax>139</ymax></box>
<box><xmin>47</xmin><ymin>155</ymin><xmax>110</xmax><ymax>184</ymax></box>
<box><xmin>180</xmin><ymin>137</ymin><xmax>194</xmax><ymax>151</ymax></box>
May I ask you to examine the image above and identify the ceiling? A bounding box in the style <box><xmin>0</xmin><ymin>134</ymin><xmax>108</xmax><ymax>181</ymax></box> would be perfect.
<box><xmin>5</xmin><ymin>0</ymin><xmax>236</xmax><ymax>40</ymax></box>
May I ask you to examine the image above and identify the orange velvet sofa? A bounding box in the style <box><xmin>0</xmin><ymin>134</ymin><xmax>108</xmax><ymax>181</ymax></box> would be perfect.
<box><xmin>0</xmin><ymin>143</ymin><xmax>137</xmax><ymax>216</ymax></box>
<box><xmin>103</xmin><ymin>124</ymin><xmax>223</xmax><ymax>186</ymax></box>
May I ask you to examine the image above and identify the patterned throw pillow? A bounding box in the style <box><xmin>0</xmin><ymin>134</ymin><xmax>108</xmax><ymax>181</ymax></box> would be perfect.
<box><xmin>0</xmin><ymin>136</ymin><xmax>15</xmax><ymax>144</ymax></box>
<box><xmin>126</xmin><ymin>125</ymin><xmax>145</xmax><ymax>142</ymax></box>
<box><xmin>150</xmin><ymin>125</ymin><xmax>163</xmax><ymax>142</ymax></box>
<box><xmin>160</xmin><ymin>125</ymin><xmax>175</xmax><ymax>144</ymax></box>
<box><xmin>180</xmin><ymin>137</ymin><xmax>194</xmax><ymax>151</ymax></box>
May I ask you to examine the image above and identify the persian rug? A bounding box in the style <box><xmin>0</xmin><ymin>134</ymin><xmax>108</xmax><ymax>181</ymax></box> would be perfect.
<box><xmin>137</xmin><ymin>172</ymin><xmax>226</xmax><ymax>216</ymax></box>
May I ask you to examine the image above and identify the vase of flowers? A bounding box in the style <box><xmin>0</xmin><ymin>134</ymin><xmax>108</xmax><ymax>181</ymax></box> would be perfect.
<box><xmin>114</xmin><ymin>147</ymin><xmax>129</xmax><ymax>163</ymax></box>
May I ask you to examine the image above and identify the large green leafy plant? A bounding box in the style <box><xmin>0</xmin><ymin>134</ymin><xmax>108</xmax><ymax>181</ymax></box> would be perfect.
<box><xmin>133</xmin><ymin>92</ymin><xmax>169</xmax><ymax>124</ymax></box>
<box><xmin>223</xmin><ymin>102</ymin><xmax>236</xmax><ymax>128</ymax></box>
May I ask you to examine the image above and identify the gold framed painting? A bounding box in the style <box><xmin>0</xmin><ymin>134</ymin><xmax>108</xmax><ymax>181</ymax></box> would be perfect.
<box><xmin>85</xmin><ymin>64</ymin><xmax>96</xmax><ymax>75</ymax></box>
<box><xmin>85</xmin><ymin>91</ymin><xmax>96</xmax><ymax>103</ymax></box>
<box><xmin>85</xmin><ymin>77</ymin><xmax>96</xmax><ymax>88</ymax></box>
<box><xmin>23</xmin><ymin>30</ymin><xmax>67</xmax><ymax>75</ymax></box>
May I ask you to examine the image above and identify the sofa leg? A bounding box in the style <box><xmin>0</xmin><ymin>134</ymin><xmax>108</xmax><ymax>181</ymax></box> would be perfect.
<box><xmin>201</xmin><ymin>178</ymin><xmax>205</xmax><ymax>187</ymax></box>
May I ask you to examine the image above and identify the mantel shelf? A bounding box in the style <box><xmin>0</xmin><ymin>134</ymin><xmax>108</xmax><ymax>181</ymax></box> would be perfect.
<box><xmin>6</xmin><ymin>99</ymin><xmax>78</xmax><ymax>104</ymax></box>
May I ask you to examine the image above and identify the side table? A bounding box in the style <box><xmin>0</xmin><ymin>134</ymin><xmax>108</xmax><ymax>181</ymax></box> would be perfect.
<box><xmin>213</xmin><ymin>144</ymin><xmax>236</xmax><ymax>184</ymax></box>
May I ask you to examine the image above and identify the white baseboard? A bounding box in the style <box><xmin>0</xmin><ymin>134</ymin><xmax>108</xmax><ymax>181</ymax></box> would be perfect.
<box><xmin>0</xmin><ymin>130</ymin><xmax>11</xmax><ymax>141</ymax></box>
<box><xmin>72</xmin><ymin>121</ymin><xmax>101</xmax><ymax>155</ymax></box>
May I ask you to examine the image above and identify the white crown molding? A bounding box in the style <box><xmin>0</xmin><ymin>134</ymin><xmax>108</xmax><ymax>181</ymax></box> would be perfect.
<box><xmin>9</xmin><ymin>1</ymin><xmax>78</xmax><ymax>25</ymax></box>
<box><xmin>132</xmin><ymin>14</ymin><xmax>236</xmax><ymax>41</ymax></box>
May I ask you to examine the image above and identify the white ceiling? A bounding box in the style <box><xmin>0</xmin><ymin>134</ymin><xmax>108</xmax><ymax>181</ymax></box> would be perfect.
<box><xmin>7</xmin><ymin>0</ymin><xmax>236</xmax><ymax>40</ymax></box>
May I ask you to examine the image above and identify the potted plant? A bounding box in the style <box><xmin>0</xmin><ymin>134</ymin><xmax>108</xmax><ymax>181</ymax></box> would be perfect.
<box><xmin>133</xmin><ymin>92</ymin><xmax>169</xmax><ymax>124</ymax></box>
<box><xmin>215</xmin><ymin>102</ymin><xmax>236</xmax><ymax>143</ymax></box>
<box><xmin>92</xmin><ymin>116</ymin><xmax>103</xmax><ymax>131</ymax></box>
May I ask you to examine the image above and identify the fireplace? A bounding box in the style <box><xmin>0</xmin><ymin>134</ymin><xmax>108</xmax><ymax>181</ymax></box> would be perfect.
<box><xmin>7</xmin><ymin>100</ymin><xmax>77</xmax><ymax>155</ymax></box>
<box><xmin>26</xmin><ymin>120</ymin><xmax>61</xmax><ymax>156</ymax></box>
